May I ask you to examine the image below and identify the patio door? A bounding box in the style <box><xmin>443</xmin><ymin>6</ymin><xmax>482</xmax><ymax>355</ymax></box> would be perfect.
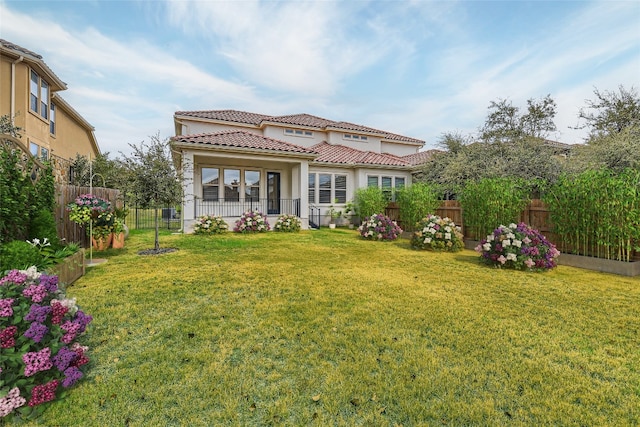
<box><xmin>267</xmin><ymin>172</ymin><xmax>281</xmax><ymax>214</ymax></box>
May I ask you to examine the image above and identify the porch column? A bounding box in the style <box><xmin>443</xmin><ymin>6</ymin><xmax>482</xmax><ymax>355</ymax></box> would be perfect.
<box><xmin>182</xmin><ymin>151</ymin><xmax>195</xmax><ymax>231</ymax></box>
<box><xmin>299</xmin><ymin>160</ymin><xmax>309</xmax><ymax>229</ymax></box>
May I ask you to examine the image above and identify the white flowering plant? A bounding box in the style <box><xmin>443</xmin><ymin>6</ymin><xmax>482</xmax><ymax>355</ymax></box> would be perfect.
<box><xmin>0</xmin><ymin>267</ymin><xmax>92</xmax><ymax>421</ymax></box>
<box><xmin>357</xmin><ymin>214</ymin><xmax>402</xmax><ymax>241</ymax></box>
<box><xmin>273</xmin><ymin>214</ymin><xmax>301</xmax><ymax>232</ymax></box>
<box><xmin>233</xmin><ymin>210</ymin><xmax>270</xmax><ymax>233</ymax></box>
<box><xmin>193</xmin><ymin>215</ymin><xmax>228</xmax><ymax>235</ymax></box>
<box><xmin>411</xmin><ymin>214</ymin><xmax>464</xmax><ymax>252</ymax></box>
<box><xmin>474</xmin><ymin>222</ymin><xmax>560</xmax><ymax>271</ymax></box>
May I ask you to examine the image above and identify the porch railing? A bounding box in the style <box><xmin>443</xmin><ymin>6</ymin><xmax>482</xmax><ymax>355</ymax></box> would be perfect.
<box><xmin>194</xmin><ymin>197</ymin><xmax>301</xmax><ymax>219</ymax></box>
<box><xmin>308</xmin><ymin>205</ymin><xmax>321</xmax><ymax>229</ymax></box>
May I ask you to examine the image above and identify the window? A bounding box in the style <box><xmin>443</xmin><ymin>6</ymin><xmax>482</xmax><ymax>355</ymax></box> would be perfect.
<box><xmin>367</xmin><ymin>175</ymin><xmax>379</xmax><ymax>187</ymax></box>
<box><xmin>202</xmin><ymin>168</ymin><xmax>220</xmax><ymax>201</ymax></box>
<box><xmin>224</xmin><ymin>169</ymin><xmax>240</xmax><ymax>202</ymax></box>
<box><xmin>284</xmin><ymin>128</ymin><xmax>312</xmax><ymax>137</ymax></box>
<box><xmin>382</xmin><ymin>176</ymin><xmax>393</xmax><ymax>200</ymax></box>
<box><xmin>30</xmin><ymin>71</ymin><xmax>39</xmax><ymax>112</ymax></box>
<box><xmin>343</xmin><ymin>133</ymin><xmax>368</xmax><ymax>141</ymax></box>
<box><xmin>40</xmin><ymin>147</ymin><xmax>49</xmax><ymax>161</ymax></box>
<box><xmin>40</xmin><ymin>81</ymin><xmax>49</xmax><ymax>120</ymax></box>
<box><xmin>334</xmin><ymin>174</ymin><xmax>347</xmax><ymax>203</ymax></box>
<box><xmin>319</xmin><ymin>174</ymin><xmax>332</xmax><ymax>204</ymax></box>
<box><xmin>245</xmin><ymin>170</ymin><xmax>260</xmax><ymax>200</ymax></box>
<box><xmin>49</xmin><ymin>103</ymin><xmax>56</xmax><ymax>135</ymax></box>
<box><xmin>309</xmin><ymin>173</ymin><xmax>348</xmax><ymax>204</ymax></box>
<box><xmin>29</xmin><ymin>142</ymin><xmax>38</xmax><ymax>157</ymax></box>
<box><xmin>29</xmin><ymin>70</ymin><xmax>49</xmax><ymax>120</ymax></box>
<box><xmin>395</xmin><ymin>177</ymin><xmax>405</xmax><ymax>189</ymax></box>
<box><xmin>308</xmin><ymin>173</ymin><xmax>316</xmax><ymax>204</ymax></box>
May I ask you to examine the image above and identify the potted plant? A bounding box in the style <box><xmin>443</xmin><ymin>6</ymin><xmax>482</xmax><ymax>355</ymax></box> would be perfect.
<box><xmin>344</xmin><ymin>201</ymin><xmax>358</xmax><ymax>229</ymax></box>
<box><xmin>111</xmin><ymin>218</ymin><xmax>126</xmax><ymax>249</ymax></box>
<box><xmin>327</xmin><ymin>201</ymin><xmax>343</xmax><ymax>229</ymax></box>
<box><xmin>91</xmin><ymin>225</ymin><xmax>112</xmax><ymax>251</ymax></box>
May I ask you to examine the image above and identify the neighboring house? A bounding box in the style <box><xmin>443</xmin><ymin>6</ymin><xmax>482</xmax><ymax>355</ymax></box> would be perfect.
<box><xmin>171</xmin><ymin>110</ymin><xmax>434</xmax><ymax>231</ymax></box>
<box><xmin>0</xmin><ymin>39</ymin><xmax>100</xmax><ymax>184</ymax></box>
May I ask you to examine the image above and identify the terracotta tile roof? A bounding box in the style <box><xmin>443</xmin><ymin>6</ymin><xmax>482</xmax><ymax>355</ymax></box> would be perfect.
<box><xmin>175</xmin><ymin>109</ymin><xmax>424</xmax><ymax>145</ymax></box>
<box><xmin>174</xmin><ymin>110</ymin><xmax>270</xmax><ymax>126</ymax></box>
<box><xmin>311</xmin><ymin>142</ymin><xmax>410</xmax><ymax>167</ymax></box>
<box><xmin>402</xmin><ymin>149</ymin><xmax>441</xmax><ymax>166</ymax></box>
<box><xmin>171</xmin><ymin>131</ymin><xmax>317</xmax><ymax>155</ymax></box>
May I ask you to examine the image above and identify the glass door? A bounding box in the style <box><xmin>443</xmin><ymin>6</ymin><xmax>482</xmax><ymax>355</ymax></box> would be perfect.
<box><xmin>267</xmin><ymin>172</ymin><xmax>281</xmax><ymax>214</ymax></box>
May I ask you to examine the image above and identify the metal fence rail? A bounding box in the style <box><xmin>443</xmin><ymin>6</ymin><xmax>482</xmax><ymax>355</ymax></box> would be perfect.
<box><xmin>125</xmin><ymin>207</ymin><xmax>181</xmax><ymax>230</ymax></box>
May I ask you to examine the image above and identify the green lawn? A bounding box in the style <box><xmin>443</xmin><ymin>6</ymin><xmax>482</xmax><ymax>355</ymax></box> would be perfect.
<box><xmin>28</xmin><ymin>229</ymin><xmax>640</xmax><ymax>426</ymax></box>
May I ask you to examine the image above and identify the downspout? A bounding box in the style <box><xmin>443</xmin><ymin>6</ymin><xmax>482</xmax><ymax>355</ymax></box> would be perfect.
<box><xmin>10</xmin><ymin>56</ymin><xmax>24</xmax><ymax>126</ymax></box>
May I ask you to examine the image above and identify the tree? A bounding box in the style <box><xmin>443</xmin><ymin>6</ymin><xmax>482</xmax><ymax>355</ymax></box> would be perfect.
<box><xmin>576</xmin><ymin>85</ymin><xmax>640</xmax><ymax>138</ymax></box>
<box><xmin>120</xmin><ymin>134</ymin><xmax>182</xmax><ymax>252</ymax></box>
<box><xmin>567</xmin><ymin>126</ymin><xmax>640</xmax><ymax>174</ymax></box>
<box><xmin>480</xmin><ymin>95</ymin><xmax>557</xmax><ymax>143</ymax></box>
<box><xmin>0</xmin><ymin>114</ymin><xmax>22</xmax><ymax>138</ymax></box>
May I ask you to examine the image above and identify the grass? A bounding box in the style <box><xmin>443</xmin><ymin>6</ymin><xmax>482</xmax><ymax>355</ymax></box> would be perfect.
<box><xmin>24</xmin><ymin>229</ymin><xmax>640</xmax><ymax>426</ymax></box>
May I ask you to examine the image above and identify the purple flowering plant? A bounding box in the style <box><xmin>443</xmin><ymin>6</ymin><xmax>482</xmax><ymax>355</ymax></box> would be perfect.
<box><xmin>0</xmin><ymin>266</ymin><xmax>92</xmax><ymax>421</ymax></box>
<box><xmin>411</xmin><ymin>214</ymin><xmax>464</xmax><ymax>252</ymax></box>
<box><xmin>474</xmin><ymin>222</ymin><xmax>560</xmax><ymax>271</ymax></box>
<box><xmin>234</xmin><ymin>210</ymin><xmax>270</xmax><ymax>233</ymax></box>
<box><xmin>358</xmin><ymin>214</ymin><xmax>403</xmax><ymax>241</ymax></box>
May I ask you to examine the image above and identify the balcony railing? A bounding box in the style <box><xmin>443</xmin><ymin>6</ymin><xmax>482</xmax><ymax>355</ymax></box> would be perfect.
<box><xmin>194</xmin><ymin>197</ymin><xmax>301</xmax><ymax>219</ymax></box>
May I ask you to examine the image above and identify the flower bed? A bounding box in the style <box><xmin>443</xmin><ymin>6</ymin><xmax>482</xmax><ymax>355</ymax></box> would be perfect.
<box><xmin>193</xmin><ymin>215</ymin><xmax>228</xmax><ymax>235</ymax></box>
<box><xmin>358</xmin><ymin>214</ymin><xmax>402</xmax><ymax>241</ymax></box>
<box><xmin>273</xmin><ymin>214</ymin><xmax>301</xmax><ymax>233</ymax></box>
<box><xmin>410</xmin><ymin>215</ymin><xmax>464</xmax><ymax>252</ymax></box>
<box><xmin>0</xmin><ymin>267</ymin><xmax>92</xmax><ymax>421</ymax></box>
<box><xmin>475</xmin><ymin>223</ymin><xmax>560</xmax><ymax>271</ymax></box>
<box><xmin>234</xmin><ymin>210</ymin><xmax>270</xmax><ymax>233</ymax></box>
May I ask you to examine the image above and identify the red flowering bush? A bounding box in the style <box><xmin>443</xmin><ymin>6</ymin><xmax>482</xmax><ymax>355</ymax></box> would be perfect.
<box><xmin>0</xmin><ymin>267</ymin><xmax>92</xmax><ymax>421</ymax></box>
<box><xmin>357</xmin><ymin>214</ymin><xmax>403</xmax><ymax>241</ymax></box>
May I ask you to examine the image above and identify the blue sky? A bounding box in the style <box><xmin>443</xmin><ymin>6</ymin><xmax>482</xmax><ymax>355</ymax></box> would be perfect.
<box><xmin>1</xmin><ymin>0</ymin><xmax>638</xmax><ymax>155</ymax></box>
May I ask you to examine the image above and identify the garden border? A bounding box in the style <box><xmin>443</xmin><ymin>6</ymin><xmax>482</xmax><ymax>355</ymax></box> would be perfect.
<box><xmin>464</xmin><ymin>240</ymin><xmax>640</xmax><ymax>276</ymax></box>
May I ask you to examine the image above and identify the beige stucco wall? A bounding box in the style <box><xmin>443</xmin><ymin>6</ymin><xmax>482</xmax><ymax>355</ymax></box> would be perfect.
<box><xmin>380</xmin><ymin>141</ymin><xmax>420</xmax><ymax>156</ymax></box>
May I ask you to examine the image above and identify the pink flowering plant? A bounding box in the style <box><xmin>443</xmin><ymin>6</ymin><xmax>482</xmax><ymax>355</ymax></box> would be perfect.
<box><xmin>273</xmin><ymin>214</ymin><xmax>301</xmax><ymax>233</ymax></box>
<box><xmin>234</xmin><ymin>210</ymin><xmax>270</xmax><ymax>233</ymax></box>
<box><xmin>358</xmin><ymin>214</ymin><xmax>402</xmax><ymax>241</ymax></box>
<box><xmin>474</xmin><ymin>222</ymin><xmax>560</xmax><ymax>271</ymax></box>
<box><xmin>0</xmin><ymin>266</ymin><xmax>92</xmax><ymax>421</ymax></box>
<box><xmin>193</xmin><ymin>215</ymin><xmax>228</xmax><ymax>235</ymax></box>
<box><xmin>411</xmin><ymin>214</ymin><xmax>464</xmax><ymax>252</ymax></box>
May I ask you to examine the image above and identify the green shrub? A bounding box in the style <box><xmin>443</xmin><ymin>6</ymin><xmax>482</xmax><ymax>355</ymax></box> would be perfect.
<box><xmin>543</xmin><ymin>168</ymin><xmax>640</xmax><ymax>261</ymax></box>
<box><xmin>28</xmin><ymin>209</ymin><xmax>60</xmax><ymax>249</ymax></box>
<box><xmin>396</xmin><ymin>183</ymin><xmax>440</xmax><ymax>232</ymax></box>
<box><xmin>0</xmin><ymin>240</ymin><xmax>41</xmax><ymax>272</ymax></box>
<box><xmin>459</xmin><ymin>177</ymin><xmax>530</xmax><ymax>240</ymax></box>
<box><xmin>354</xmin><ymin>187</ymin><xmax>387</xmax><ymax>219</ymax></box>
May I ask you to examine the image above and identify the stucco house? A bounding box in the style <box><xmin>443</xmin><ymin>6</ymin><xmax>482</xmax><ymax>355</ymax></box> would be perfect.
<box><xmin>171</xmin><ymin>109</ymin><xmax>434</xmax><ymax>231</ymax></box>
<box><xmin>0</xmin><ymin>39</ymin><xmax>100</xmax><ymax>184</ymax></box>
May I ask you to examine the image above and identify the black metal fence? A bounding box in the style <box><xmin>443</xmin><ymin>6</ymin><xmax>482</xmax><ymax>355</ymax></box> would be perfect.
<box><xmin>125</xmin><ymin>207</ymin><xmax>181</xmax><ymax>230</ymax></box>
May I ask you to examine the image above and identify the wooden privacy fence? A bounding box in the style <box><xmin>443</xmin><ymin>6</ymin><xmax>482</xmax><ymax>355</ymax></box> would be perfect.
<box><xmin>54</xmin><ymin>185</ymin><xmax>122</xmax><ymax>247</ymax></box>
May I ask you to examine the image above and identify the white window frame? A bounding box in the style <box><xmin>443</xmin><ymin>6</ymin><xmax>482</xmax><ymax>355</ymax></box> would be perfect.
<box><xmin>343</xmin><ymin>133</ymin><xmax>368</xmax><ymax>141</ymax></box>
<box><xmin>308</xmin><ymin>172</ymin><xmax>348</xmax><ymax>204</ymax></box>
<box><xmin>284</xmin><ymin>128</ymin><xmax>313</xmax><ymax>137</ymax></box>
<box><xmin>202</xmin><ymin>167</ymin><xmax>263</xmax><ymax>202</ymax></box>
<box><xmin>29</xmin><ymin>69</ymin><xmax>49</xmax><ymax>121</ymax></box>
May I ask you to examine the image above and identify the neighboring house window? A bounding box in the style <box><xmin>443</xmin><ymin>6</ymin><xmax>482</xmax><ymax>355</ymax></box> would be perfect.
<box><xmin>308</xmin><ymin>173</ymin><xmax>315</xmax><ymax>204</ymax></box>
<box><xmin>30</xmin><ymin>70</ymin><xmax>39</xmax><ymax>112</ymax></box>
<box><xmin>40</xmin><ymin>147</ymin><xmax>49</xmax><ymax>161</ymax></box>
<box><xmin>40</xmin><ymin>81</ymin><xmax>49</xmax><ymax>120</ymax></box>
<box><xmin>245</xmin><ymin>170</ymin><xmax>260</xmax><ymax>200</ymax></box>
<box><xmin>29</xmin><ymin>70</ymin><xmax>49</xmax><ymax>120</ymax></box>
<box><xmin>50</xmin><ymin>103</ymin><xmax>56</xmax><ymax>135</ymax></box>
<box><xmin>29</xmin><ymin>142</ymin><xmax>38</xmax><ymax>157</ymax></box>
<box><xmin>343</xmin><ymin>134</ymin><xmax>368</xmax><ymax>141</ymax></box>
<box><xmin>309</xmin><ymin>173</ymin><xmax>348</xmax><ymax>204</ymax></box>
<box><xmin>284</xmin><ymin>128</ymin><xmax>312</xmax><ymax>137</ymax></box>
<box><xmin>334</xmin><ymin>175</ymin><xmax>347</xmax><ymax>203</ymax></box>
<box><xmin>202</xmin><ymin>167</ymin><xmax>220</xmax><ymax>201</ymax></box>
<box><xmin>224</xmin><ymin>169</ymin><xmax>240</xmax><ymax>202</ymax></box>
